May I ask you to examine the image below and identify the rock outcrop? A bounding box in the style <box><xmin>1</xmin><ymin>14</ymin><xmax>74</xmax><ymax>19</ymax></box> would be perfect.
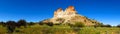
<box><xmin>53</xmin><ymin>6</ymin><xmax>77</xmax><ymax>18</ymax></box>
<box><xmin>42</xmin><ymin>6</ymin><xmax>100</xmax><ymax>26</ymax></box>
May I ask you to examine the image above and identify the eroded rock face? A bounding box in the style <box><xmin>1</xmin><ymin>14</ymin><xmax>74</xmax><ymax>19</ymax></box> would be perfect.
<box><xmin>42</xmin><ymin>6</ymin><xmax>100</xmax><ymax>26</ymax></box>
<box><xmin>54</xmin><ymin>8</ymin><xmax>64</xmax><ymax>18</ymax></box>
<box><xmin>53</xmin><ymin>6</ymin><xmax>77</xmax><ymax>18</ymax></box>
<box><xmin>65</xmin><ymin>6</ymin><xmax>76</xmax><ymax>13</ymax></box>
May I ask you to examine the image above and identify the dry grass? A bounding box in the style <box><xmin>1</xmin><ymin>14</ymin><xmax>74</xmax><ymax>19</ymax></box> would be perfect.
<box><xmin>0</xmin><ymin>24</ymin><xmax>120</xmax><ymax>34</ymax></box>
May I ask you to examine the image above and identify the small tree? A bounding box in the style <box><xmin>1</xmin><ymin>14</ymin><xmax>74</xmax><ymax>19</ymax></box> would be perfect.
<box><xmin>6</xmin><ymin>21</ymin><xmax>16</xmax><ymax>26</ymax></box>
<box><xmin>6</xmin><ymin>21</ymin><xmax>16</xmax><ymax>33</ymax></box>
<box><xmin>117</xmin><ymin>24</ymin><xmax>120</xmax><ymax>28</ymax></box>
<box><xmin>28</xmin><ymin>22</ymin><xmax>35</xmax><ymax>26</ymax></box>
<box><xmin>0</xmin><ymin>21</ymin><xmax>6</xmax><ymax>26</ymax></box>
<box><xmin>0</xmin><ymin>21</ymin><xmax>4</xmax><ymax>25</ymax></box>
<box><xmin>17</xmin><ymin>19</ymin><xmax>27</xmax><ymax>28</ymax></box>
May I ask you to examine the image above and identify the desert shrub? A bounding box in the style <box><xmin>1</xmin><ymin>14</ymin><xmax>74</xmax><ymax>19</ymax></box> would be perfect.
<box><xmin>101</xmin><ymin>24</ymin><xmax>112</xmax><ymax>27</ymax></box>
<box><xmin>46</xmin><ymin>22</ymin><xmax>53</xmax><ymax>26</ymax></box>
<box><xmin>68</xmin><ymin>22</ymin><xmax>85</xmax><ymax>32</ymax></box>
<box><xmin>39</xmin><ymin>22</ymin><xmax>44</xmax><ymax>25</ymax></box>
<box><xmin>39</xmin><ymin>21</ymin><xmax>53</xmax><ymax>26</ymax></box>
<box><xmin>71</xmin><ymin>22</ymin><xmax>85</xmax><ymax>27</ymax></box>
<box><xmin>27</xmin><ymin>22</ymin><xmax>36</xmax><ymax>26</ymax></box>
<box><xmin>94</xmin><ymin>23</ymin><xmax>104</xmax><ymax>28</ymax></box>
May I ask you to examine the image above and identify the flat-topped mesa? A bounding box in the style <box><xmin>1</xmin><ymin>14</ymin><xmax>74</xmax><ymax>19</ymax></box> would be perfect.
<box><xmin>42</xmin><ymin>6</ymin><xmax>100</xmax><ymax>26</ymax></box>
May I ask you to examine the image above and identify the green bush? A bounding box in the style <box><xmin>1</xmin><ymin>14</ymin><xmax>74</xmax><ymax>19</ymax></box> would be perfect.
<box><xmin>70</xmin><ymin>22</ymin><xmax>85</xmax><ymax>27</ymax></box>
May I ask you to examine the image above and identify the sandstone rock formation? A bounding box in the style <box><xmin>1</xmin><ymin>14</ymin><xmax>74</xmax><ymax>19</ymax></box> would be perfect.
<box><xmin>42</xmin><ymin>6</ymin><xmax>100</xmax><ymax>26</ymax></box>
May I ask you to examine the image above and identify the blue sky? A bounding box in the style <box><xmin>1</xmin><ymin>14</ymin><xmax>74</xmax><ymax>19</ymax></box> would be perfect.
<box><xmin>0</xmin><ymin>0</ymin><xmax>120</xmax><ymax>26</ymax></box>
